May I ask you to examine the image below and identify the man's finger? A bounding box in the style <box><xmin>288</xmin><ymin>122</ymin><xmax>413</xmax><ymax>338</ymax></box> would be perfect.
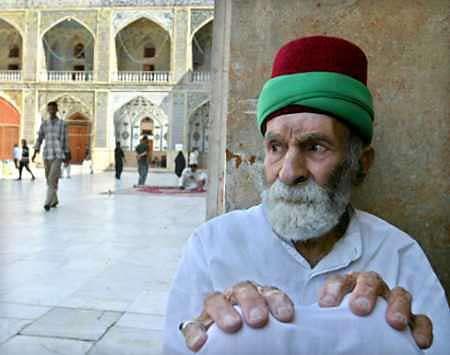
<box><xmin>349</xmin><ymin>272</ymin><xmax>389</xmax><ymax>316</ymax></box>
<box><xmin>231</xmin><ymin>281</ymin><xmax>269</xmax><ymax>328</ymax></box>
<box><xmin>181</xmin><ymin>318</ymin><xmax>208</xmax><ymax>352</ymax></box>
<box><xmin>258</xmin><ymin>286</ymin><xmax>295</xmax><ymax>322</ymax></box>
<box><xmin>410</xmin><ymin>314</ymin><xmax>433</xmax><ymax>349</ymax></box>
<box><xmin>319</xmin><ymin>273</ymin><xmax>357</xmax><ymax>307</ymax></box>
<box><xmin>204</xmin><ymin>291</ymin><xmax>242</xmax><ymax>333</ymax></box>
<box><xmin>385</xmin><ymin>287</ymin><xmax>411</xmax><ymax>330</ymax></box>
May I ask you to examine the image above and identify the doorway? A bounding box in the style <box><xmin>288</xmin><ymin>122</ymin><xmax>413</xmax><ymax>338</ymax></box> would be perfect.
<box><xmin>67</xmin><ymin>113</ymin><xmax>90</xmax><ymax>164</ymax></box>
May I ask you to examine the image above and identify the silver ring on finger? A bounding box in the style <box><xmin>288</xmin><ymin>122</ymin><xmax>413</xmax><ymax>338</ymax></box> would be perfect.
<box><xmin>179</xmin><ymin>320</ymin><xmax>207</xmax><ymax>333</ymax></box>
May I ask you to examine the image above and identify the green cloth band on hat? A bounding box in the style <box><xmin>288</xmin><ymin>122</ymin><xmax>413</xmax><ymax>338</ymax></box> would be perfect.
<box><xmin>257</xmin><ymin>72</ymin><xmax>374</xmax><ymax>143</ymax></box>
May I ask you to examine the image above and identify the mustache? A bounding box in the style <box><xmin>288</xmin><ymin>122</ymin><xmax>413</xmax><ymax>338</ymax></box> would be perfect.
<box><xmin>266</xmin><ymin>179</ymin><xmax>331</xmax><ymax>204</ymax></box>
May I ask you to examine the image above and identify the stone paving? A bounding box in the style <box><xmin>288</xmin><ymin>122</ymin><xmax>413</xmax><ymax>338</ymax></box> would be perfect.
<box><xmin>0</xmin><ymin>168</ymin><xmax>206</xmax><ymax>354</ymax></box>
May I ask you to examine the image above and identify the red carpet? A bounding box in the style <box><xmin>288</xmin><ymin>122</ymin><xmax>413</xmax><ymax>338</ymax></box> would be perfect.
<box><xmin>136</xmin><ymin>186</ymin><xmax>206</xmax><ymax>195</ymax></box>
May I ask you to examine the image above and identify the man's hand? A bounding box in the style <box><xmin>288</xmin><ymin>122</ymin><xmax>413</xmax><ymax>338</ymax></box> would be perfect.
<box><xmin>180</xmin><ymin>281</ymin><xmax>295</xmax><ymax>352</ymax></box>
<box><xmin>318</xmin><ymin>272</ymin><xmax>433</xmax><ymax>349</ymax></box>
<box><xmin>32</xmin><ymin>151</ymin><xmax>38</xmax><ymax>163</ymax></box>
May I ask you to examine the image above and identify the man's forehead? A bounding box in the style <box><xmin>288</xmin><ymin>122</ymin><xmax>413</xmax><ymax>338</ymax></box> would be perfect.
<box><xmin>265</xmin><ymin>112</ymin><xmax>349</xmax><ymax>139</ymax></box>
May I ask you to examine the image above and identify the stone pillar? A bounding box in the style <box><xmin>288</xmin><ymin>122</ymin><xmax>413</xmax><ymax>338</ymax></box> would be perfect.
<box><xmin>173</xmin><ymin>9</ymin><xmax>189</xmax><ymax>83</ymax></box>
<box><xmin>206</xmin><ymin>0</ymin><xmax>231</xmax><ymax>219</ymax></box>
<box><xmin>22</xmin><ymin>88</ymin><xmax>38</xmax><ymax>144</ymax></box>
<box><xmin>95</xmin><ymin>8</ymin><xmax>112</xmax><ymax>83</ymax></box>
<box><xmin>22</xmin><ymin>10</ymin><xmax>38</xmax><ymax>82</ymax></box>
<box><xmin>93</xmin><ymin>90</ymin><xmax>111</xmax><ymax>171</ymax></box>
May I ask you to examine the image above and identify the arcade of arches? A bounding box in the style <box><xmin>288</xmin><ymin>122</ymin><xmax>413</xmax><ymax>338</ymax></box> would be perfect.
<box><xmin>0</xmin><ymin>3</ymin><xmax>213</xmax><ymax>172</ymax></box>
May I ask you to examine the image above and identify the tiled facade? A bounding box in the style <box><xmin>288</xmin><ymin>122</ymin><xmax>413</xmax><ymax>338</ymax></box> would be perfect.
<box><xmin>0</xmin><ymin>0</ymin><xmax>213</xmax><ymax>170</ymax></box>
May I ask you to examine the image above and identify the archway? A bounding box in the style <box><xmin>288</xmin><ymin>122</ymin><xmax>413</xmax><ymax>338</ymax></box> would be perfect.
<box><xmin>115</xmin><ymin>18</ymin><xmax>171</xmax><ymax>76</ymax></box>
<box><xmin>0</xmin><ymin>19</ymin><xmax>23</xmax><ymax>77</ymax></box>
<box><xmin>66</xmin><ymin>112</ymin><xmax>90</xmax><ymax>164</ymax></box>
<box><xmin>42</xmin><ymin>19</ymin><xmax>94</xmax><ymax>78</ymax></box>
<box><xmin>114</xmin><ymin>96</ymin><xmax>168</xmax><ymax>167</ymax></box>
<box><xmin>192</xmin><ymin>20</ymin><xmax>213</xmax><ymax>72</ymax></box>
<box><xmin>188</xmin><ymin>101</ymin><xmax>210</xmax><ymax>168</ymax></box>
<box><xmin>0</xmin><ymin>97</ymin><xmax>20</xmax><ymax>160</ymax></box>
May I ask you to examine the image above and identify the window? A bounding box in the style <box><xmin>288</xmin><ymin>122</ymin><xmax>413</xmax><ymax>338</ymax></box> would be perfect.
<box><xmin>144</xmin><ymin>47</ymin><xmax>155</xmax><ymax>58</ymax></box>
<box><xmin>73</xmin><ymin>65</ymin><xmax>85</xmax><ymax>71</ymax></box>
<box><xmin>8</xmin><ymin>64</ymin><xmax>19</xmax><ymax>70</ymax></box>
<box><xmin>73</xmin><ymin>43</ymin><xmax>85</xmax><ymax>58</ymax></box>
<box><xmin>8</xmin><ymin>46</ymin><xmax>19</xmax><ymax>58</ymax></box>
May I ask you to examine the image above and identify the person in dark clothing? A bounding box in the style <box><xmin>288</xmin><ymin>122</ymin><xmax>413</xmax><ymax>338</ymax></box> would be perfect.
<box><xmin>174</xmin><ymin>151</ymin><xmax>186</xmax><ymax>179</ymax></box>
<box><xmin>17</xmin><ymin>139</ymin><xmax>35</xmax><ymax>181</ymax></box>
<box><xmin>135</xmin><ymin>135</ymin><xmax>149</xmax><ymax>186</ymax></box>
<box><xmin>62</xmin><ymin>150</ymin><xmax>72</xmax><ymax>178</ymax></box>
<box><xmin>114</xmin><ymin>142</ymin><xmax>125</xmax><ymax>179</ymax></box>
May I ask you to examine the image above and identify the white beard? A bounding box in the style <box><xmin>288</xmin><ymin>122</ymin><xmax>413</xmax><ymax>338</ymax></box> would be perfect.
<box><xmin>262</xmin><ymin>169</ymin><xmax>352</xmax><ymax>242</ymax></box>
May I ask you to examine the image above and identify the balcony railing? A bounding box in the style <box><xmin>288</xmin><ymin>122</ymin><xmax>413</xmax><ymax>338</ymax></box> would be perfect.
<box><xmin>189</xmin><ymin>71</ymin><xmax>210</xmax><ymax>82</ymax></box>
<box><xmin>0</xmin><ymin>70</ymin><xmax>22</xmax><ymax>81</ymax></box>
<box><xmin>112</xmin><ymin>71</ymin><xmax>171</xmax><ymax>83</ymax></box>
<box><xmin>41</xmin><ymin>71</ymin><xmax>94</xmax><ymax>82</ymax></box>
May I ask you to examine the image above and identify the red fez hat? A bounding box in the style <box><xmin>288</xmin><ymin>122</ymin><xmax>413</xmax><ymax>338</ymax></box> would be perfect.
<box><xmin>258</xmin><ymin>35</ymin><xmax>374</xmax><ymax>143</ymax></box>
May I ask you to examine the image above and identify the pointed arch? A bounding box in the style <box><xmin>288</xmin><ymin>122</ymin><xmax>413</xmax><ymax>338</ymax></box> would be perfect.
<box><xmin>0</xmin><ymin>17</ymin><xmax>24</xmax><ymax>37</ymax></box>
<box><xmin>191</xmin><ymin>17</ymin><xmax>213</xmax><ymax>41</ymax></box>
<box><xmin>41</xmin><ymin>16</ymin><xmax>96</xmax><ymax>41</ymax></box>
<box><xmin>114</xmin><ymin>15</ymin><xmax>172</xmax><ymax>39</ymax></box>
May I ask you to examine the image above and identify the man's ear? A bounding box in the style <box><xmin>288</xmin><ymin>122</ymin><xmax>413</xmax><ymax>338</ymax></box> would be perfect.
<box><xmin>353</xmin><ymin>146</ymin><xmax>375</xmax><ymax>185</ymax></box>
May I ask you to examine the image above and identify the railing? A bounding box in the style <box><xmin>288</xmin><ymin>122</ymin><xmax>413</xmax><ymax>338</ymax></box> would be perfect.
<box><xmin>189</xmin><ymin>71</ymin><xmax>210</xmax><ymax>82</ymax></box>
<box><xmin>41</xmin><ymin>71</ymin><xmax>94</xmax><ymax>82</ymax></box>
<box><xmin>0</xmin><ymin>70</ymin><xmax>22</xmax><ymax>81</ymax></box>
<box><xmin>112</xmin><ymin>71</ymin><xmax>171</xmax><ymax>83</ymax></box>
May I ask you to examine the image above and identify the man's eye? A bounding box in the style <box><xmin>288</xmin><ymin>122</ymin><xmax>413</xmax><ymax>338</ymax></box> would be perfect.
<box><xmin>308</xmin><ymin>144</ymin><xmax>326</xmax><ymax>153</ymax></box>
<box><xmin>270</xmin><ymin>142</ymin><xmax>282</xmax><ymax>152</ymax></box>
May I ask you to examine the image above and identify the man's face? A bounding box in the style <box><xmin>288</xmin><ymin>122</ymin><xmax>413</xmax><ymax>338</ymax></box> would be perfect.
<box><xmin>262</xmin><ymin>112</ymin><xmax>355</xmax><ymax>242</ymax></box>
<box><xmin>47</xmin><ymin>105</ymin><xmax>57</xmax><ymax>117</ymax></box>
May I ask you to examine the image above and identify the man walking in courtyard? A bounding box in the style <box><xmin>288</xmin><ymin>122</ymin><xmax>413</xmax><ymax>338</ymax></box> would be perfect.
<box><xmin>135</xmin><ymin>135</ymin><xmax>150</xmax><ymax>186</ymax></box>
<box><xmin>32</xmin><ymin>101</ymin><xmax>69</xmax><ymax>211</ymax></box>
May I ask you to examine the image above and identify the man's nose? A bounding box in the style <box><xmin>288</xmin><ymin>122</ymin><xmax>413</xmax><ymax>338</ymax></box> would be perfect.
<box><xmin>278</xmin><ymin>150</ymin><xmax>309</xmax><ymax>186</ymax></box>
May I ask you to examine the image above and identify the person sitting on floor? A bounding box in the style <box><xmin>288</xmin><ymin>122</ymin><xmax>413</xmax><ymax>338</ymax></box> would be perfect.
<box><xmin>179</xmin><ymin>164</ymin><xmax>207</xmax><ymax>191</ymax></box>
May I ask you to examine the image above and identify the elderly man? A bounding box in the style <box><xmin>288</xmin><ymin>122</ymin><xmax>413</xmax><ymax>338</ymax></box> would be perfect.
<box><xmin>163</xmin><ymin>36</ymin><xmax>449</xmax><ymax>354</ymax></box>
<box><xmin>32</xmin><ymin>101</ymin><xmax>69</xmax><ymax>211</ymax></box>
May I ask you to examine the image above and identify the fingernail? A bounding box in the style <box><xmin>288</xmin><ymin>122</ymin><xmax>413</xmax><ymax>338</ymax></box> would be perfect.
<box><xmin>415</xmin><ymin>334</ymin><xmax>430</xmax><ymax>348</ymax></box>
<box><xmin>188</xmin><ymin>333</ymin><xmax>207</xmax><ymax>350</ymax></box>
<box><xmin>354</xmin><ymin>297</ymin><xmax>370</xmax><ymax>312</ymax></box>
<box><xmin>223</xmin><ymin>314</ymin><xmax>238</xmax><ymax>327</ymax></box>
<box><xmin>393</xmin><ymin>312</ymin><xmax>407</xmax><ymax>325</ymax></box>
<box><xmin>320</xmin><ymin>295</ymin><xmax>337</xmax><ymax>306</ymax></box>
<box><xmin>248</xmin><ymin>308</ymin><xmax>264</xmax><ymax>322</ymax></box>
<box><xmin>276</xmin><ymin>306</ymin><xmax>292</xmax><ymax>320</ymax></box>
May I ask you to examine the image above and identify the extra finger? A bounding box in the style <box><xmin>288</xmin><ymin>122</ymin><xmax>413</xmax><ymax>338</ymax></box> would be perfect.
<box><xmin>349</xmin><ymin>272</ymin><xmax>390</xmax><ymax>316</ymax></box>
<box><xmin>258</xmin><ymin>286</ymin><xmax>295</xmax><ymax>322</ymax></box>
<box><xmin>410</xmin><ymin>314</ymin><xmax>433</xmax><ymax>349</ymax></box>
<box><xmin>231</xmin><ymin>281</ymin><xmax>269</xmax><ymax>328</ymax></box>
<box><xmin>319</xmin><ymin>273</ymin><xmax>357</xmax><ymax>307</ymax></box>
<box><xmin>204</xmin><ymin>291</ymin><xmax>242</xmax><ymax>333</ymax></box>
<box><xmin>385</xmin><ymin>287</ymin><xmax>411</xmax><ymax>330</ymax></box>
<box><xmin>181</xmin><ymin>315</ymin><xmax>209</xmax><ymax>352</ymax></box>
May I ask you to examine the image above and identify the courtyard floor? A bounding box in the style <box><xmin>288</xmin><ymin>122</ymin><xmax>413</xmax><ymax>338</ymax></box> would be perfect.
<box><xmin>0</xmin><ymin>168</ymin><xmax>206</xmax><ymax>355</ymax></box>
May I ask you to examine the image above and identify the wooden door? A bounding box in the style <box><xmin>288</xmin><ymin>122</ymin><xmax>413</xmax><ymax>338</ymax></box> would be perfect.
<box><xmin>0</xmin><ymin>126</ymin><xmax>19</xmax><ymax>160</ymax></box>
<box><xmin>68</xmin><ymin>123</ymin><xmax>89</xmax><ymax>164</ymax></box>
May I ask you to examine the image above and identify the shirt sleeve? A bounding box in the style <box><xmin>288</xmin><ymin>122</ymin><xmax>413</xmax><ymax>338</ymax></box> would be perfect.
<box><xmin>34</xmin><ymin>122</ymin><xmax>45</xmax><ymax>151</ymax></box>
<box><xmin>163</xmin><ymin>231</ymin><xmax>214</xmax><ymax>355</ymax></box>
<box><xmin>397</xmin><ymin>243</ymin><xmax>450</xmax><ymax>355</ymax></box>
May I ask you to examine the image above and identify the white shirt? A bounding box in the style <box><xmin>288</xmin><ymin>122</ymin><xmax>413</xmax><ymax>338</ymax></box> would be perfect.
<box><xmin>13</xmin><ymin>146</ymin><xmax>21</xmax><ymax>160</ymax></box>
<box><xmin>179</xmin><ymin>168</ymin><xmax>207</xmax><ymax>190</ymax></box>
<box><xmin>163</xmin><ymin>205</ymin><xmax>450</xmax><ymax>355</ymax></box>
<box><xmin>189</xmin><ymin>150</ymin><xmax>199</xmax><ymax>165</ymax></box>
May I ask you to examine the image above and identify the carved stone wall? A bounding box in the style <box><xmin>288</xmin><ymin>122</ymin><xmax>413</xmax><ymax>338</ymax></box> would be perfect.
<box><xmin>112</xmin><ymin>10</ymin><xmax>173</xmax><ymax>35</ymax></box>
<box><xmin>190</xmin><ymin>8</ymin><xmax>213</xmax><ymax>35</ymax></box>
<box><xmin>94</xmin><ymin>90</ymin><xmax>108</xmax><ymax>148</ymax></box>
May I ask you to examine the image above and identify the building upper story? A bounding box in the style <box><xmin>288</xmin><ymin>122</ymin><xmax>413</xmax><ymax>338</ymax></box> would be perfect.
<box><xmin>0</xmin><ymin>0</ymin><xmax>214</xmax><ymax>89</ymax></box>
